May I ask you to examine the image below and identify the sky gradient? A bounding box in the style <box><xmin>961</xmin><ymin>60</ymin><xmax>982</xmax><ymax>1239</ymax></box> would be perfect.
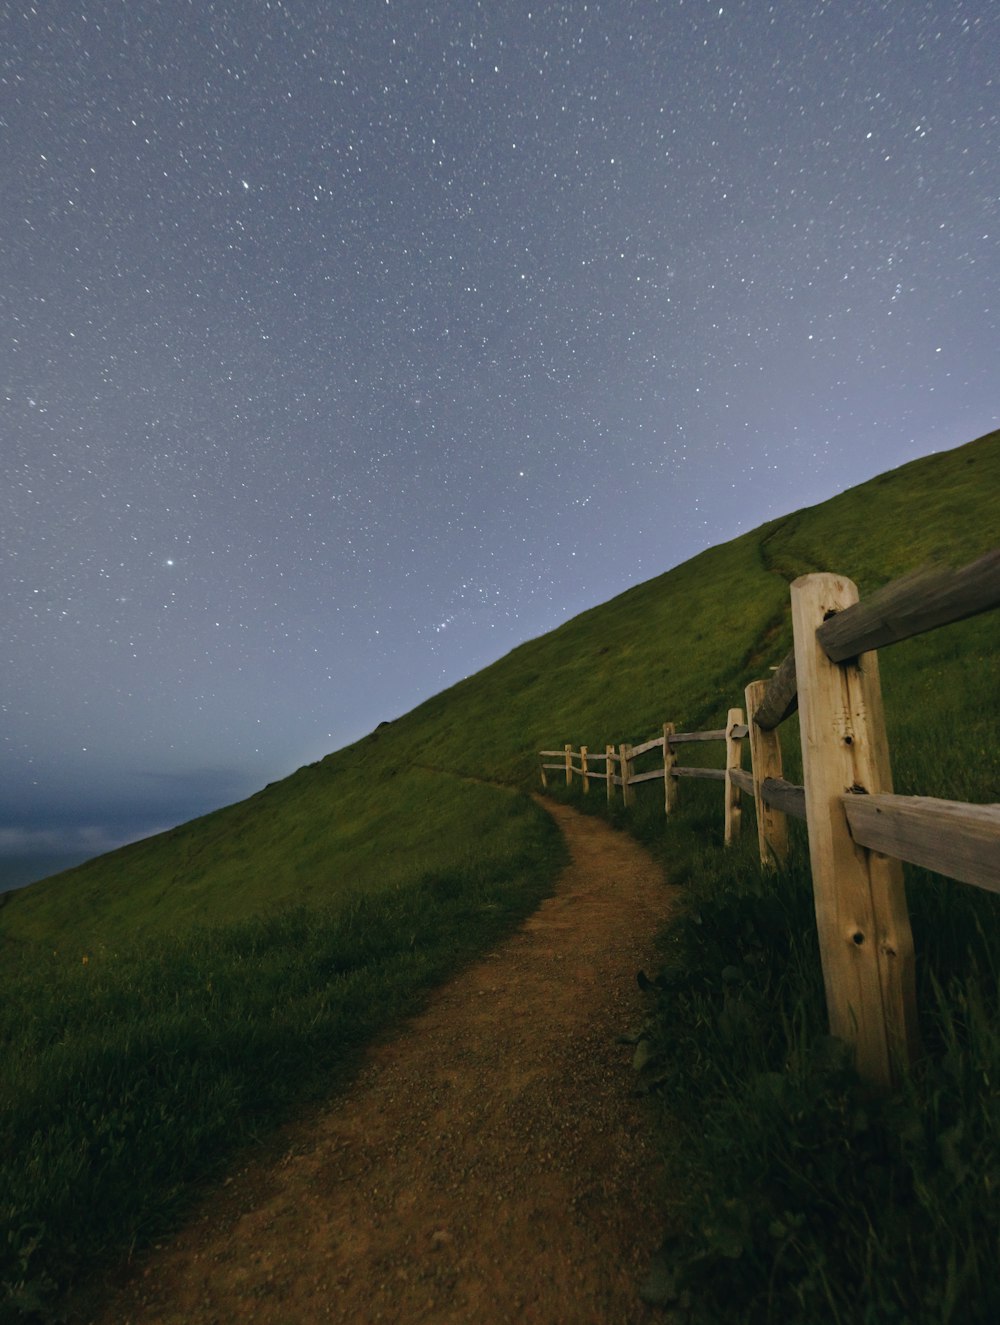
<box><xmin>2</xmin><ymin>0</ymin><xmax>998</xmax><ymax>884</ymax></box>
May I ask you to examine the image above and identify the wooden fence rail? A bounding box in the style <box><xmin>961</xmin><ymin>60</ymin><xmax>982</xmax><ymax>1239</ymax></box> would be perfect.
<box><xmin>538</xmin><ymin>548</ymin><xmax>1000</xmax><ymax>1089</ymax></box>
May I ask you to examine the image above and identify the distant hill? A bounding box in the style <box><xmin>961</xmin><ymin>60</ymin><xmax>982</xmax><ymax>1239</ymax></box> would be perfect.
<box><xmin>3</xmin><ymin>428</ymin><xmax>998</xmax><ymax>955</ymax></box>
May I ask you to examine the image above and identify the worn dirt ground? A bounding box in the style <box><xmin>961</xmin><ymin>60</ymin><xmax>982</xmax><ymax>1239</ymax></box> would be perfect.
<box><xmin>76</xmin><ymin>798</ymin><xmax>678</xmax><ymax>1325</ymax></box>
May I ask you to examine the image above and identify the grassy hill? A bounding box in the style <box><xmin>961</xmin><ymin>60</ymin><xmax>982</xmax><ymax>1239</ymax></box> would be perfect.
<box><xmin>7</xmin><ymin>429</ymin><xmax>997</xmax><ymax>953</ymax></box>
<box><xmin>2</xmin><ymin>429</ymin><xmax>998</xmax><ymax>1321</ymax></box>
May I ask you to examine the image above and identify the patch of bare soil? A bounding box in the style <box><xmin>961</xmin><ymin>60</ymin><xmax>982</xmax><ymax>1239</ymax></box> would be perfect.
<box><xmin>78</xmin><ymin>799</ymin><xmax>678</xmax><ymax>1325</ymax></box>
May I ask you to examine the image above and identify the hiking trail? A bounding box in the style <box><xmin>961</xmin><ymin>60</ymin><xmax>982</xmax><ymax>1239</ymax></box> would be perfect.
<box><xmin>77</xmin><ymin>798</ymin><xmax>678</xmax><ymax>1325</ymax></box>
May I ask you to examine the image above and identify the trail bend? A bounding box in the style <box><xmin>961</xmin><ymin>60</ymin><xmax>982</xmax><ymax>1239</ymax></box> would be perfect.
<box><xmin>80</xmin><ymin>798</ymin><xmax>678</xmax><ymax>1325</ymax></box>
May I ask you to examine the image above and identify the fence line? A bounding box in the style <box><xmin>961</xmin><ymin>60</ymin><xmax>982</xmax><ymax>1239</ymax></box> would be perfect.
<box><xmin>538</xmin><ymin>549</ymin><xmax>1000</xmax><ymax>1089</ymax></box>
<box><xmin>542</xmin><ymin>717</ymin><xmax>752</xmax><ymax>841</ymax></box>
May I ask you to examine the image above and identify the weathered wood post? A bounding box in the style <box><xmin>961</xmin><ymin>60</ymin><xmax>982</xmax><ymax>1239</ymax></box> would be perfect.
<box><xmin>791</xmin><ymin>573</ymin><xmax>919</xmax><ymax>1088</ymax></box>
<box><xmin>745</xmin><ymin>680</ymin><xmax>788</xmax><ymax>867</ymax></box>
<box><xmin>724</xmin><ymin>708</ymin><xmax>744</xmax><ymax>846</ymax></box>
<box><xmin>539</xmin><ymin>757</ymin><xmax>549</xmax><ymax>790</ymax></box>
<box><xmin>580</xmin><ymin>745</ymin><xmax>590</xmax><ymax>794</ymax></box>
<box><xmin>564</xmin><ymin>743</ymin><xmax>573</xmax><ymax>787</ymax></box>
<box><xmin>606</xmin><ymin>744</ymin><xmax>616</xmax><ymax>805</ymax></box>
<box><xmin>619</xmin><ymin>742</ymin><xmax>634</xmax><ymax>808</ymax></box>
<box><xmin>663</xmin><ymin>722</ymin><xmax>678</xmax><ymax>816</ymax></box>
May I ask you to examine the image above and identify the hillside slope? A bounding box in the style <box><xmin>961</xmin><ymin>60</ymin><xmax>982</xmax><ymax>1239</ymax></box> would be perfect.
<box><xmin>3</xmin><ymin>429</ymin><xmax>998</xmax><ymax>1323</ymax></box>
<box><xmin>3</xmin><ymin>428</ymin><xmax>998</xmax><ymax>955</ymax></box>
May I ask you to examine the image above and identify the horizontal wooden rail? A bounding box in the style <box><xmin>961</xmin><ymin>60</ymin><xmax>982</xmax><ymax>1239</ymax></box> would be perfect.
<box><xmin>754</xmin><ymin>651</ymin><xmax>798</xmax><ymax>731</ymax></box>
<box><xmin>629</xmin><ymin>735</ymin><xmax>664</xmax><ymax>758</ymax></box>
<box><xmin>817</xmin><ymin>549</ymin><xmax>1000</xmax><ymax>662</ymax></box>
<box><xmin>753</xmin><ymin>548</ymin><xmax>1000</xmax><ymax>733</ymax></box>
<box><xmin>629</xmin><ymin>768</ymin><xmax>666</xmax><ymax>786</ymax></box>
<box><xmin>673</xmin><ymin>766</ymin><xmax>726</xmax><ymax>782</ymax></box>
<box><xmin>761</xmin><ymin>777</ymin><xmax>807</xmax><ymax>821</ymax></box>
<box><xmin>670</xmin><ymin>728</ymin><xmax>727</xmax><ymax>744</ymax></box>
<box><xmin>842</xmin><ymin>794</ymin><xmax>1000</xmax><ymax>894</ymax></box>
<box><xmin>729</xmin><ymin>767</ymin><xmax>754</xmax><ymax>795</ymax></box>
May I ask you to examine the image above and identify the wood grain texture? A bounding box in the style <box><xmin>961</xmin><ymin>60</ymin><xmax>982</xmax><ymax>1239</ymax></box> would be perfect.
<box><xmin>629</xmin><ymin>735</ymin><xmax>664</xmax><ymax>759</ymax></box>
<box><xmin>619</xmin><ymin>742</ymin><xmax>634</xmax><ymax>808</ymax></box>
<box><xmin>724</xmin><ymin>707</ymin><xmax>744</xmax><ymax>846</ymax></box>
<box><xmin>843</xmin><ymin>794</ymin><xmax>1000</xmax><ymax>894</ymax></box>
<box><xmin>760</xmin><ymin>777</ymin><xmax>806</xmax><ymax>821</ymax></box>
<box><xmin>729</xmin><ymin>767</ymin><xmax>754</xmax><ymax>795</ymax></box>
<box><xmin>792</xmin><ymin>573</ymin><xmax>918</xmax><ymax>1089</ymax></box>
<box><xmin>746</xmin><ymin>679</ymin><xmax>790</xmax><ymax>865</ymax></box>
<box><xmin>663</xmin><ymin>722</ymin><xmax>678</xmax><ymax>815</ymax></box>
<box><xmin>816</xmin><ymin>548</ymin><xmax>1000</xmax><ymax>662</ymax></box>
<box><xmin>669</xmin><ymin>728</ymin><xmax>727</xmax><ymax>744</ymax></box>
<box><xmin>671</xmin><ymin>766</ymin><xmax>726</xmax><ymax>782</ymax></box>
<box><xmin>753</xmin><ymin>650</ymin><xmax>798</xmax><ymax>731</ymax></box>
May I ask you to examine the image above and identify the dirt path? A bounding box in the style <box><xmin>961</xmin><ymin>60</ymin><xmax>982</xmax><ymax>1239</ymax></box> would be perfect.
<box><xmin>80</xmin><ymin>799</ymin><xmax>678</xmax><ymax>1325</ymax></box>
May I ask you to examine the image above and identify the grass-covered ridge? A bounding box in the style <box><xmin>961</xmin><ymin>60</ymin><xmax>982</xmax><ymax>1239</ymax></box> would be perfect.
<box><xmin>2</xmin><ymin>428</ymin><xmax>998</xmax><ymax>1321</ymax></box>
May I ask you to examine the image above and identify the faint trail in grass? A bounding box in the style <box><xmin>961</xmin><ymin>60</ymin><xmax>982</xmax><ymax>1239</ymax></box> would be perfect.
<box><xmin>76</xmin><ymin>799</ymin><xmax>677</xmax><ymax>1325</ymax></box>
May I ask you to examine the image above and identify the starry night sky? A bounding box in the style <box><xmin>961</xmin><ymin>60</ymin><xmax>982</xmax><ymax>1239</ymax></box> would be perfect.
<box><xmin>2</xmin><ymin>0</ymin><xmax>997</xmax><ymax>882</ymax></box>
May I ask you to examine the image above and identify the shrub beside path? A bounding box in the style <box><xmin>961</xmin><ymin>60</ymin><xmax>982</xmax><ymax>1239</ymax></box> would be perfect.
<box><xmin>80</xmin><ymin>799</ymin><xmax>678</xmax><ymax>1324</ymax></box>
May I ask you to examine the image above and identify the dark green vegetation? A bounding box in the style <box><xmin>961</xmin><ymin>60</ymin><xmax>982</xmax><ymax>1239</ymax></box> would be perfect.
<box><xmin>0</xmin><ymin>778</ymin><xmax>566</xmax><ymax>1321</ymax></box>
<box><xmin>2</xmin><ymin>430</ymin><xmax>998</xmax><ymax>1322</ymax></box>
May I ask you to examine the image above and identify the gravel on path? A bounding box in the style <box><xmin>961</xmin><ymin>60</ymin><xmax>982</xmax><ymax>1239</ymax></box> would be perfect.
<box><xmin>79</xmin><ymin>797</ymin><xmax>678</xmax><ymax>1325</ymax></box>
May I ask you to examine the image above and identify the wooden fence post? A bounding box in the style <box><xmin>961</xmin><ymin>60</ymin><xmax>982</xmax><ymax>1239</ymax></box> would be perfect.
<box><xmin>745</xmin><ymin>680</ymin><xmax>788</xmax><ymax>867</ymax></box>
<box><xmin>724</xmin><ymin>708</ymin><xmax>744</xmax><ymax>846</ymax></box>
<box><xmin>791</xmin><ymin>573</ymin><xmax>919</xmax><ymax>1088</ymax></box>
<box><xmin>606</xmin><ymin>744</ymin><xmax>615</xmax><ymax>805</ymax></box>
<box><xmin>564</xmin><ymin>744</ymin><xmax>573</xmax><ymax>787</ymax></box>
<box><xmin>663</xmin><ymin>722</ymin><xmax>678</xmax><ymax>816</ymax></box>
<box><xmin>539</xmin><ymin>758</ymin><xmax>549</xmax><ymax>790</ymax></box>
<box><xmin>619</xmin><ymin>742</ymin><xmax>634</xmax><ymax>808</ymax></box>
<box><xmin>581</xmin><ymin>745</ymin><xmax>590</xmax><ymax>794</ymax></box>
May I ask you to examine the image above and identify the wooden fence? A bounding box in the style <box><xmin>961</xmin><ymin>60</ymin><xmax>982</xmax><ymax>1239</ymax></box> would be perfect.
<box><xmin>539</xmin><ymin>549</ymin><xmax>1000</xmax><ymax>1089</ymax></box>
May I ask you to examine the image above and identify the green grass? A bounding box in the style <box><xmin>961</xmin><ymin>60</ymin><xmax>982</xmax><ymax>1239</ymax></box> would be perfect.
<box><xmin>621</xmin><ymin>833</ymin><xmax>1000</xmax><ymax>1324</ymax></box>
<box><xmin>2</xmin><ymin>428</ymin><xmax>998</xmax><ymax>1321</ymax></box>
<box><xmin>0</xmin><ymin>780</ymin><xmax>565</xmax><ymax>1319</ymax></box>
<box><xmin>0</xmin><ymin>765</ymin><xmax>554</xmax><ymax>954</ymax></box>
